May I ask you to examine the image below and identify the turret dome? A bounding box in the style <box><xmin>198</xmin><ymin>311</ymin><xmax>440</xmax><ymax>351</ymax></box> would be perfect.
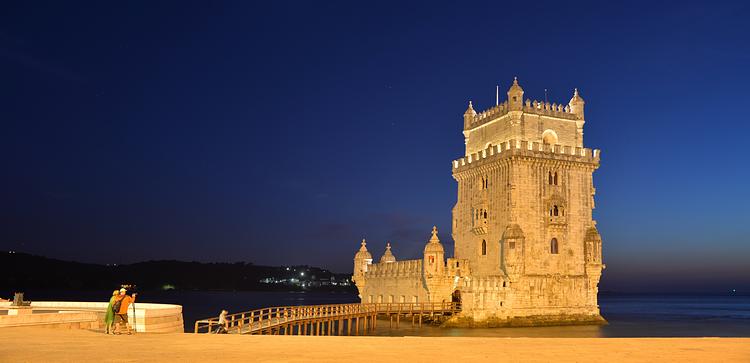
<box><xmin>464</xmin><ymin>101</ymin><xmax>477</xmax><ymax>117</ymax></box>
<box><xmin>507</xmin><ymin>77</ymin><xmax>524</xmax><ymax>95</ymax></box>
<box><xmin>569</xmin><ymin>88</ymin><xmax>585</xmax><ymax>105</ymax></box>
<box><xmin>568</xmin><ymin>88</ymin><xmax>585</xmax><ymax>119</ymax></box>
<box><xmin>354</xmin><ymin>239</ymin><xmax>372</xmax><ymax>261</ymax></box>
<box><xmin>584</xmin><ymin>226</ymin><xmax>601</xmax><ymax>243</ymax></box>
<box><xmin>502</xmin><ymin>224</ymin><xmax>525</xmax><ymax>239</ymax></box>
<box><xmin>380</xmin><ymin>242</ymin><xmax>396</xmax><ymax>263</ymax></box>
<box><xmin>423</xmin><ymin>226</ymin><xmax>444</xmax><ymax>254</ymax></box>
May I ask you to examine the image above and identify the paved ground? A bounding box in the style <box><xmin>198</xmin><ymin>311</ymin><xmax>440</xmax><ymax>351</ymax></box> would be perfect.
<box><xmin>0</xmin><ymin>327</ymin><xmax>748</xmax><ymax>362</ymax></box>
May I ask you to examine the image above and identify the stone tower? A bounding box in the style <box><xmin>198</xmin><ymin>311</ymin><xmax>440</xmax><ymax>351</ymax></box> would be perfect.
<box><xmin>351</xmin><ymin>77</ymin><xmax>605</xmax><ymax>326</ymax></box>
<box><xmin>450</xmin><ymin>78</ymin><xmax>604</xmax><ymax>324</ymax></box>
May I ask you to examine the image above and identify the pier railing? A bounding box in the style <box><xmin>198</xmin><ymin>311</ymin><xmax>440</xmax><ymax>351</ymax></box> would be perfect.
<box><xmin>194</xmin><ymin>302</ymin><xmax>459</xmax><ymax>335</ymax></box>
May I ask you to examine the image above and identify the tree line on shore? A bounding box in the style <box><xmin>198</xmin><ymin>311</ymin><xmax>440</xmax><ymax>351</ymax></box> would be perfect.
<box><xmin>0</xmin><ymin>252</ymin><xmax>354</xmax><ymax>293</ymax></box>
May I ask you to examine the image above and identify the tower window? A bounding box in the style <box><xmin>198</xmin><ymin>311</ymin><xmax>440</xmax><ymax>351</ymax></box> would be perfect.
<box><xmin>548</xmin><ymin>171</ymin><xmax>553</xmax><ymax>185</ymax></box>
<box><xmin>550</xmin><ymin>238</ymin><xmax>559</xmax><ymax>254</ymax></box>
<box><xmin>481</xmin><ymin>240</ymin><xmax>487</xmax><ymax>255</ymax></box>
<box><xmin>553</xmin><ymin>205</ymin><xmax>559</xmax><ymax>216</ymax></box>
<box><xmin>554</xmin><ymin>172</ymin><xmax>558</xmax><ymax>185</ymax></box>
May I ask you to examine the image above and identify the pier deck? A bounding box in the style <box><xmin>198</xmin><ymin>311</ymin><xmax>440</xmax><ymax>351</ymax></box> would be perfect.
<box><xmin>194</xmin><ymin>302</ymin><xmax>459</xmax><ymax>335</ymax></box>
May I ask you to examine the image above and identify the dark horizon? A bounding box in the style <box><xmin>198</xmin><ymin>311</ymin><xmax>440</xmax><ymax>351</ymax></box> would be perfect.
<box><xmin>3</xmin><ymin>1</ymin><xmax>749</xmax><ymax>294</ymax></box>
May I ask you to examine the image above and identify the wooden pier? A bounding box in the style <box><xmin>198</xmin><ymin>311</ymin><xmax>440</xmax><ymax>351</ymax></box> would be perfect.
<box><xmin>194</xmin><ymin>302</ymin><xmax>459</xmax><ymax>335</ymax></box>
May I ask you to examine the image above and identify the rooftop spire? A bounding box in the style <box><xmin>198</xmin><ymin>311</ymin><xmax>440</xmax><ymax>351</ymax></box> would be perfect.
<box><xmin>464</xmin><ymin>100</ymin><xmax>476</xmax><ymax>114</ymax></box>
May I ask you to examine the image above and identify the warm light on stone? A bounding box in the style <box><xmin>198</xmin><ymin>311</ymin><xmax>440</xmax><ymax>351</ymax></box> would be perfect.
<box><xmin>352</xmin><ymin>78</ymin><xmax>605</xmax><ymax>327</ymax></box>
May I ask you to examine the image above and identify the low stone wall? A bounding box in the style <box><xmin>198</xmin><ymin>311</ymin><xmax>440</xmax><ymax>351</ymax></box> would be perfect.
<box><xmin>0</xmin><ymin>310</ymin><xmax>99</xmax><ymax>329</ymax></box>
<box><xmin>0</xmin><ymin>301</ymin><xmax>183</xmax><ymax>333</ymax></box>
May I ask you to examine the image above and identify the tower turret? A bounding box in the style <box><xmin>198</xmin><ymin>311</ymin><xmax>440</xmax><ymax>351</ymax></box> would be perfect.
<box><xmin>463</xmin><ymin>101</ymin><xmax>476</xmax><ymax>129</ymax></box>
<box><xmin>584</xmin><ymin>225</ymin><xmax>603</xmax><ymax>265</ymax></box>
<box><xmin>380</xmin><ymin>242</ymin><xmax>396</xmax><ymax>263</ymax></box>
<box><xmin>501</xmin><ymin>224</ymin><xmax>525</xmax><ymax>281</ymax></box>
<box><xmin>506</xmin><ymin>77</ymin><xmax>524</xmax><ymax>111</ymax></box>
<box><xmin>352</xmin><ymin>239</ymin><xmax>373</xmax><ymax>296</ymax></box>
<box><xmin>423</xmin><ymin>226</ymin><xmax>445</xmax><ymax>277</ymax></box>
<box><xmin>568</xmin><ymin>88</ymin><xmax>585</xmax><ymax>119</ymax></box>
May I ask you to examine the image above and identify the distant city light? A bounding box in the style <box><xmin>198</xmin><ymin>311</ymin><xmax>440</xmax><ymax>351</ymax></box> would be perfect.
<box><xmin>300</xmin><ymin>272</ymin><xmax>305</xmax><ymax>277</ymax></box>
<box><xmin>286</xmin><ymin>267</ymin><xmax>290</xmax><ymax>271</ymax></box>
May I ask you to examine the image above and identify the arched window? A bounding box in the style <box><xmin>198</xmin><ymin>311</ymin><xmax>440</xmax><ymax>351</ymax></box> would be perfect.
<box><xmin>548</xmin><ymin>171</ymin><xmax>553</xmax><ymax>185</ymax></box>
<box><xmin>481</xmin><ymin>240</ymin><xmax>487</xmax><ymax>255</ymax></box>
<box><xmin>483</xmin><ymin>210</ymin><xmax>488</xmax><ymax>219</ymax></box>
<box><xmin>542</xmin><ymin>129</ymin><xmax>558</xmax><ymax>145</ymax></box>
<box><xmin>554</xmin><ymin>172</ymin><xmax>558</xmax><ymax>185</ymax></box>
<box><xmin>553</xmin><ymin>205</ymin><xmax>559</xmax><ymax>216</ymax></box>
<box><xmin>550</xmin><ymin>238</ymin><xmax>559</xmax><ymax>254</ymax></box>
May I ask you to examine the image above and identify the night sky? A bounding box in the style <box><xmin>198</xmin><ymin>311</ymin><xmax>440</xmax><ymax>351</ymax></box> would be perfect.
<box><xmin>2</xmin><ymin>1</ymin><xmax>749</xmax><ymax>293</ymax></box>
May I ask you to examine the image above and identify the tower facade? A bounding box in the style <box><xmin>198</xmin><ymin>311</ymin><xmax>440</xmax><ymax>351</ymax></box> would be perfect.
<box><xmin>450</xmin><ymin>78</ymin><xmax>604</xmax><ymax>323</ymax></box>
<box><xmin>352</xmin><ymin>77</ymin><xmax>605</xmax><ymax>326</ymax></box>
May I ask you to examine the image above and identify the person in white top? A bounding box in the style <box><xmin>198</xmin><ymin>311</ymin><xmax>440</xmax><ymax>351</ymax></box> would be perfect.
<box><xmin>214</xmin><ymin>310</ymin><xmax>229</xmax><ymax>334</ymax></box>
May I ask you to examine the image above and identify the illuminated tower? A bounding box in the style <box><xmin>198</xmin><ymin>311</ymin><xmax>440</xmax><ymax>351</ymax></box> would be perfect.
<box><xmin>451</xmin><ymin>78</ymin><xmax>604</xmax><ymax>318</ymax></box>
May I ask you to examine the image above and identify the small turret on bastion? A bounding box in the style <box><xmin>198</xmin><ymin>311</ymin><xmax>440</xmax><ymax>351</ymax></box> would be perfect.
<box><xmin>353</xmin><ymin>77</ymin><xmax>605</xmax><ymax>327</ymax></box>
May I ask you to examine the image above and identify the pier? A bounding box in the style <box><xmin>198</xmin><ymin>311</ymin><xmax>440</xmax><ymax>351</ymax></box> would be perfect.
<box><xmin>194</xmin><ymin>302</ymin><xmax>459</xmax><ymax>335</ymax></box>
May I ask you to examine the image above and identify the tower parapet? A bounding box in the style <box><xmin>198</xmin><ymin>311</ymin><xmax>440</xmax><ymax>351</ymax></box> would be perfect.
<box><xmin>452</xmin><ymin>139</ymin><xmax>600</xmax><ymax>172</ymax></box>
<box><xmin>462</xmin><ymin>79</ymin><xmax>587</xmax><ymax>155</ymax></box>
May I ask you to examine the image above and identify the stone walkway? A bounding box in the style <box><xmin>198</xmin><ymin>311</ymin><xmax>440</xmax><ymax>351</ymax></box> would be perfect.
<box><xmin>0</xmin><ymin>327</ymin><xmax>748</xmax><ymax>362</ymax></box>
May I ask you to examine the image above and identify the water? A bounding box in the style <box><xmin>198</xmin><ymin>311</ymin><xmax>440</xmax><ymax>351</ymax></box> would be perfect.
<box><xmin>14</xmin><ymin>290</ymin><xmax>750</xmax><ymax>337</ymax></box>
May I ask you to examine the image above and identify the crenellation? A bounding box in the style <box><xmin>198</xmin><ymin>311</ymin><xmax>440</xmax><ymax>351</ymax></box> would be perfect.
<box><xmin>453</xmin><ymin>139</ymin><xmax>599</xmax><ymax>171</ymax></box>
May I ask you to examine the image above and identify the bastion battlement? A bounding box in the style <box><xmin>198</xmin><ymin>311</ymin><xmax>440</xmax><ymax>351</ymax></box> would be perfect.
<box><xmin>452</xmin><ymin>139</ymin><xmax>600</xmax><ymax>172</ymax></box>
<box><xmin>367</xmin><ymin>259</ymin><xmax>423</xmax><ymax>277</ymax></box>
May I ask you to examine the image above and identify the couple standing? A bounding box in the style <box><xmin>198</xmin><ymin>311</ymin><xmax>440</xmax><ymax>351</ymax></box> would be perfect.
<box><xmin>104</xmin><ymin>288</ymin><xmax>137</xmax><ymax>334</ymax></box>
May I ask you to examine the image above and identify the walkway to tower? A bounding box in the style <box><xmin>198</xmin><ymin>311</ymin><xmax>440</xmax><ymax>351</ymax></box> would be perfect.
<box><xmin>193</xmin><ymin>302</ymin><xmax>460</xmax><ymax>335</ymax></box>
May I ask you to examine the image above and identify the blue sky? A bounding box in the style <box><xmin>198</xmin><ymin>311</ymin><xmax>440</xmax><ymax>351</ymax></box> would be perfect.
<box><xmin>2</xmin><ymin>1</ymin><xmax>749</xmax><ymax>292</ymax></box>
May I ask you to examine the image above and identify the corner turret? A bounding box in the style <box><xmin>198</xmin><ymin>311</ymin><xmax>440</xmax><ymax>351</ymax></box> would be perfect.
<box><xmin>568</xmin><ymin>88</ymin><xmax>585</xmax><ymax>119</ymax></box>
<box><xmin>463</xmin><ymin>101</ymin><xmax>477</xmax><ymax>129</ymax></box>
<box><xmin>506</xmin><ymin>77</ymin><xmax>524</xmax><ymax>111</ymax></box>
<box><xmin>352</xmin><ymin>239</ymin><xmax>373</xmax><ymax>296</ymax></box>
<box><xmin>423</xmin><ymin>226</ymin><xmax>445</xmax><ymax>276</ymax></box>
<box><xmin>501</xmin><ymin>224</ymin><xmax>525</xmax><ymax>281</ymax></box>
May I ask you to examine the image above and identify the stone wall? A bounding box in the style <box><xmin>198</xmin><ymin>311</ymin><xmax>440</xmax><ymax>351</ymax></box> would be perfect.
<box><xmin>0</xmin><ymin>301</ymin><xmax>184</xmax><ymax>333</ymax></box>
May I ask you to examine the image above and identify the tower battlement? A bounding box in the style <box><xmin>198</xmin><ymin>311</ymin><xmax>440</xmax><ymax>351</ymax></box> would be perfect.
<box><xmin>462</xmin><ymin>79</ymin><xmax>587</xmax><ymax>156</ymax></box>
<box><xmin>466</xmin><ymin>98</ymin><xmax>579</xmax><ymax>131</ymax></box>
<box><xmin>453</xmin><ymin>139</ymin><xmax>600</xmax><ymax>172</ymax></box>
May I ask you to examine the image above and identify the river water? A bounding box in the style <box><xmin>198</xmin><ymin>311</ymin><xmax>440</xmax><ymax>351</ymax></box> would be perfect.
<box><xmin>15</xmin><ymin>290</ymin><xmax>750</xmax><ymax>337</ymax></box>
